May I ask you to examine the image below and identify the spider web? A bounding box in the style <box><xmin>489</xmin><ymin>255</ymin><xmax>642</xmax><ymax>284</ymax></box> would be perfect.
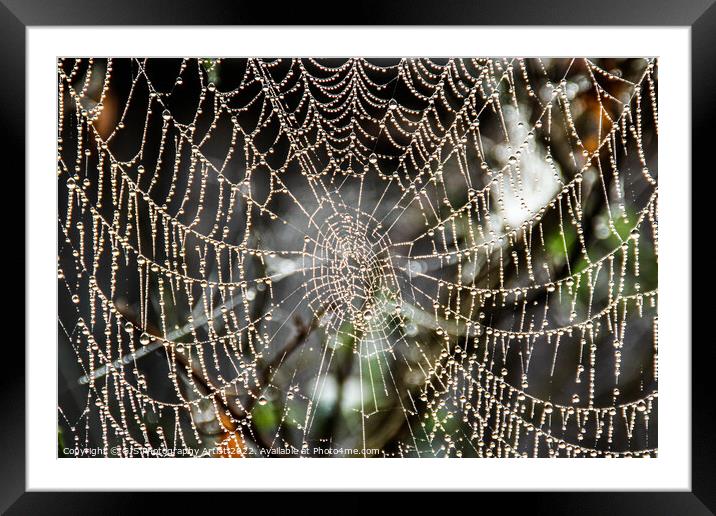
<box><xmin>57</xmin><ymin>57</ymin><xmax>658</xmax><ymax>458</ymax></box>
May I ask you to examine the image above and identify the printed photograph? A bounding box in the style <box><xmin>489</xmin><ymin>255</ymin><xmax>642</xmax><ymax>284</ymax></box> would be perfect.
<box><xmin>57</xmin><ymin>57</ymin><xmax>658</xmax><ymax>458</ymax></box>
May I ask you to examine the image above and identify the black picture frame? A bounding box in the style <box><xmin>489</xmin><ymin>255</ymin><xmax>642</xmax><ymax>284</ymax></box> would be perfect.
<box><xmin>3</xmin><ymin>1</ymin><xmax>710</xmax><ymax>512</ymax></box>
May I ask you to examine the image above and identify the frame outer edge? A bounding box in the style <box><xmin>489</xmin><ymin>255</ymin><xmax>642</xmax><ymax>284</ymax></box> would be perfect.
<box><xmin>0</xmin><ymin>1</ymin><xmax>26</xmax><ymax>514</ymax></box>
<box><xmin>692</xmin><ymin>1</ymin><xmax>716</xmax><ymax>513</ymax></box>
<box><xmin>4</xmin><ymin>0</ymin><xmax>713</xmax><ymax>509</ymax></box>
<box><xmin>2</xmin><ymin>492</ymin><xmax>716</xmax><ymax>515</ymax></box>
<box><xmin>0</xmin><ymin>0</ymin><xmax>715</xmax><ymax>25</ymax></box>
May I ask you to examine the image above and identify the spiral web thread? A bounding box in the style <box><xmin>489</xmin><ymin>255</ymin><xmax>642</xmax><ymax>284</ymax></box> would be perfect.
<box><xmin>57</xmin><ymin>57</ymin><xmax>658</xmax><ymax>458</ymax></box>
